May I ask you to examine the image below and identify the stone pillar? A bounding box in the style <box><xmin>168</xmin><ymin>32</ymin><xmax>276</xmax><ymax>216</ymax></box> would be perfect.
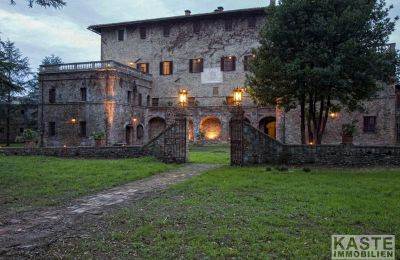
<box><xmin>230</xmin><ymin>106</ymin><xmax>245</xmax><ymax>166</ymax></box>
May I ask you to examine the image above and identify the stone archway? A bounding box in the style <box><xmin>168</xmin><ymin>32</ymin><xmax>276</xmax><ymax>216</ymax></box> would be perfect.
<box><xmin>200</xmin><ymin>116</ymin><xmax>222</xmax><ymax>141</ymax></box>
<box><xmin>259</xmin><ymin>117</ymin><xmax>276</xmax><ymax>139</ymax></box>
<box><xmin>148</xmin><ymin>117</ymin><xmax>166</xmax><ymax>140</ymax></box>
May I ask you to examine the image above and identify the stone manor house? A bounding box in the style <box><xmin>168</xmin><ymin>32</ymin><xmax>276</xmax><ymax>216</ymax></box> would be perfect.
<box><xmin>38</xmin><ymin>5</ymin><xmax>399</xmax><ymax>147</ymax></box>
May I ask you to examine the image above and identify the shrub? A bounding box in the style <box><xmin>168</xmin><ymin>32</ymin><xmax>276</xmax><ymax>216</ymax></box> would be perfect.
<box><xmin>91</xmin><ymin>131</ymin><xmax>106</xmax><ymax>140</ymax></box>
<box><xmin>22</xmin><ymin>129</ymin><xmax>38</xmax><ymax>142</ymax></box>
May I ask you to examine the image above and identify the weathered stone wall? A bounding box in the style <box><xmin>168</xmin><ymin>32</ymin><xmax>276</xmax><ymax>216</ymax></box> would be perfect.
<box><xmin>241</xmin><ymin>122</ymin><xmax>400</xmax><ymax>166</ymax></box>
<box><xmin>100</xmin><ymin>12</ymin><xmax>265</xmax><ymax>107</ymax></box>
<box><xmin>0</xmin><ymin>146</ymin><xmax>143</xmax><ymax>159</ymax></box>
<box><xmin>39</xmin><ymin>69</ymin><xmax>151</xmax><ymax>147</ymax></box>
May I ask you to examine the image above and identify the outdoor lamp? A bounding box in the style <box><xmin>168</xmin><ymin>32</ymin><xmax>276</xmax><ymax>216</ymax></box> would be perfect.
<box><xmin>70</xmin><ymin>118</ymin><xmax>77</xmax><ymax>124</ymax></box>
<box><xmin>329</xmin><ymin>112</ymin><xmax>338</xmax><ymax>119</ymax></box>
<box><xmin>233</xmin><ymin>87</ymin><xmax>243</xmax><ymax>106</ymax></box>
<box><xmin>179</xmin><ymin>89</ymin><xmax>188</xmax><ymax>107</ymax></box>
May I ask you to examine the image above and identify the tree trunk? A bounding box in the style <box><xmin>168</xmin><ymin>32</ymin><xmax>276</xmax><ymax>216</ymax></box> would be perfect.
<box><xmin>6</xmin><ymin>91</ymin><xmax>11</xmax><ymax>146</ymax></box>
<box><xmin>300</xmin><ymin>95</ymin><xmax>306</xmax><ymax>144</ymax></box>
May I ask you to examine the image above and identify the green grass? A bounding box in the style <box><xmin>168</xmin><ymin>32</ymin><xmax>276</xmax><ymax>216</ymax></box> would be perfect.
<box><xmin>189</xmin><ymin>144</ymin><xmax>230</xmax><ymax>164</ymax></box>
<box><xmin>52</xmin><ymin>166</ymin><xmax>400</xmax><ymax>259</ymax></box>
<box><xmin>0</xmin><ymin>156</ymin><xmax>179</xmax><ymax>213</ymax></box>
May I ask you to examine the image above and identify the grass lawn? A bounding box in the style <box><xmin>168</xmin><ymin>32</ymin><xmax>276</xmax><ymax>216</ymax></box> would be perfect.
<box><xmin>0</xmin><ymin>143</ymin><xmax>24</xmax><ymax>148</ymax></box>
<box><xmin>0</xmin><ymin>156</ymin><xmax>179</xmax><ymax>213</ymax></box>
<box><xmin>53</xmin><ymin>166</ymin><xmax>400</xmax><ymax>259</ymax></box>
<box><xmin>189</xmin><ymin>144</ymin><xmax>230</xmax><ymax>164</ymax></box>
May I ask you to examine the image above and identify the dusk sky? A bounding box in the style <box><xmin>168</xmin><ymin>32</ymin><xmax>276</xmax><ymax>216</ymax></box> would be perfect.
<box><xmin>0</xmin><ymin>0</ymin><xmax>399</xmax><ymax>70</ymax></box>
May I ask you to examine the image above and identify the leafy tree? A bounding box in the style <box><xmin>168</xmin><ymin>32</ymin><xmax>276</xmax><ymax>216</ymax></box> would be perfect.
<box><xmin>247</xmin><ymin>0</ymin><xmax>399</xmax><ymax>144</ymax></box>
<box><xmin>0</xmin><ymin>40</ymin><xmax>31</xmax><ymax>146</ymax></box>
<box><xmin>23</xmin><ymin>54</ymin><xmax>63</xmax><ymax>104</ymax></box>
<box><xmin>9</xmin><ymin>0</ymin><xmax>66</xmax><ymax>8</ymax></box>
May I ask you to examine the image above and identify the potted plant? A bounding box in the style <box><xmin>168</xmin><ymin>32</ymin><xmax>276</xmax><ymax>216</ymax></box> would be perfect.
<box><xmin>341</xmin><ymin>121</ymin><xmax>358</xmax><ymax>144</ymax></box>
<box><xmin>91</xmin><ymin>131</ymin><xmax>106</xmax><ymax>147</ymax></box>
<box><xmin>22</xmin><ymin>129</ymin><xmax>38</xmax><ymax>148</ymax></box>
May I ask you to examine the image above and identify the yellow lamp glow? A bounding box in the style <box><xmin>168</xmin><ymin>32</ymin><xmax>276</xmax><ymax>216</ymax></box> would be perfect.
<box><xmin>179</xmin><ymin>89</ymin><xmax>188</xmax><ymax>107</ymax></box>
<box><xmin>70</xmin><ymin>118</ymin><xmax>77</xmax><ymax>124</ymax></box>
<box><xmin>329</xmin><ymin>112</ymin><xmax>338</xmax><ymax>119</ymax></box>
<box><xmin>233</xmin><ymin>87</ymin><xmax>243</xmax><ymax>106</ymax></box>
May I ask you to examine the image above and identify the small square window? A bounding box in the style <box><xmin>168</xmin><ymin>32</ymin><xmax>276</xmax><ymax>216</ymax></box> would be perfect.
<box><xmin>193</xmin><ymin>22</ymin><xmax>201</xmax><ymax>34</ymax></box>
<box><xmin>160</xmin><ymin>61</ymin><xmax>173</xmax><ymax>75</ymax></box>
<box><xmin>163</xmin><ymin>25</ymin><xmax>170</xmax><ymax>37</ymax></box>
<box><xmin>225</xmin><ymin>19</ymin><xmax>232</xmax><ymax>31</ymax></box>
<box><xmin>363</xmin><ymin>116</ymin><xmax>377</xmax><ymax>133</ymax></box>
<box><xmin>189</xmin><ymin>58</ymin><xmax>204</xmax><ymax>73</ymax></box>
<box><xmin>221</xmin><ymin>56</ymin><xmax>236</xmax><ymax>71</ymax></box>
<box><xmin>20</xmin><ymin>110</ymin><xmax>25</xmax><ymax>115</ymax></box>
<box><xmin>80</xmin><ymin>87</ymin><xmax>87</xmax><ymax>101</ymax></box>
<box><xmin>152</xmin><ymin>98</ymin><xmax>159</xmax><ymax>107</ymax></box>
<box><xmin>140</xmin><ymin>27</ymin><xmax>146</xmax><ymax>39</ymax></box>
<box><xmin>118</xmin><ymin>29</ymin><xmax>125</xmax><ymax>41</ymax></box>
<box><xmin>19</xmin><ymin>128</ymin><xmax>24</xmax><ymax>134</ymax></box>
<box><xmin>49</xmin><ymin>122</ymin><xmax>56</xmax><ymax>137</ymax></box>
<box><xmin>137</xmin><ymin>63</ymin><xmax>149</xmax><ymax>74</ymax></box>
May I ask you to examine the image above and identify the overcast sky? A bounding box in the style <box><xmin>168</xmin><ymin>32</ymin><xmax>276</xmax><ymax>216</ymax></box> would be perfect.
<box><xmin>0</xmin><ymin>0</ymin><xmax>399</xmax><ymax>70</ymax></box>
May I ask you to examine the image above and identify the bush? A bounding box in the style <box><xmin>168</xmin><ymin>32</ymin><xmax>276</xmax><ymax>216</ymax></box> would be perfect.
<box><xmin>276</xmin><ymin>166</ymin><xmax>289</xmax><ymax>172</ymax></box>
<box><xmin>91</xmin><ymin>131</ymin><xmax>106</xmax><ymax>140</ymax></box>
<box><xmin>22</xmin><ymin>129</ymin><xmax>38</xmax><ymax>142</ymax></box>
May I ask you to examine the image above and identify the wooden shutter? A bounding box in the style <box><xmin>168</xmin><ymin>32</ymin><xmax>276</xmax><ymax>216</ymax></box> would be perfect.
<box><xmin>189</xmin><ymin>59</ymin><xmax>193</xmax><ymax>73</ymax></box>
<box><xmin>160</xmin><ymin>62</ymin><xmax>163</xmax><ymax>75</ymax></box>
<box><xmin>170</xmin><ymin>61</ymin><xmax>173</xmax><ymax>75</ymax></box>
<box><xmin>232</xmin><ymin>56</ymin><xmax>236</xmax><ymax>71</ymax></box>
<box><xmin>220</xmin><ymin>57</ymin><xmax>225</xmax><ymax>71</ymax></box>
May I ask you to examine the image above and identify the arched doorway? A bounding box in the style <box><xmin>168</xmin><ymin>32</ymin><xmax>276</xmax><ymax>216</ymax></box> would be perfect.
<box><xmin>259</xmin><ymin>117</ymin><xmax>276</xmax><ymax>139</ymax></box>
<box><xmin>148</xmin><ymin>117</ymin><xmax>166</xmax><ymax>139</ymax></box>
<box><xmin>200</xmin><ymin>116</ymin><xmax>222</xmax><ymax>141</ymax></box>
<box><xmin>125</xmin><ymin>125</ymin><xmax>133</xmax><ymax>145</ymax></box>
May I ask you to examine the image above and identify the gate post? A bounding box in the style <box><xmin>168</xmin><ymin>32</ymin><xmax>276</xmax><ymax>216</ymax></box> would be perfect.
<box><xmin>163</xmin><ymin>107</ymin><xmax>188</xmax><ymax>163</ymax></box>
<box><xmin>230</xmin><ymin>106</ymin><xmax>245</xmax><ymax>166</ymax></box>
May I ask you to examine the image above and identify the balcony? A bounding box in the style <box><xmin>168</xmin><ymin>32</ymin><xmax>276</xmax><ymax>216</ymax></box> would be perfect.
<box><xmin>39</xmin><ymin>60</ymin><xmax>153</xmax><ymax>81</ymax></box>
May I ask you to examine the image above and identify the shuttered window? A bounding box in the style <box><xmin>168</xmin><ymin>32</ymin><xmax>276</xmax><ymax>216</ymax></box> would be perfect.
<box><xmin>221</xmin><ymin>56</ymin><xmax>236</xmax><ymax>71</ymax></box>
<box><xmin>189</xmin><ymin>58</ymin><xmax>203</xmax><ymax>73</ymax></box>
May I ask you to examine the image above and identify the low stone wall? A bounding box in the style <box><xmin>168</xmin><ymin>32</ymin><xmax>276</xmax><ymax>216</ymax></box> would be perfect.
<box><xmin>0</xmin><ymin>146</ymin><xmax>143</xmax><ymax>159</ymax></box>
<box><xmin>242</xmin><ymin>123</ymin><xmax>400</xmax><ymax>166</ymax></box>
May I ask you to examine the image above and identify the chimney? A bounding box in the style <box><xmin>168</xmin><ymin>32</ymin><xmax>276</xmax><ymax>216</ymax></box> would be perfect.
<box><xmin>185</xmin><ymin>10</ymin><xmax>191</xmax><ymax>16</ymax></box>
<box><xmin>215</xmin><ymin>6</ymin><xmax>224</xmax><ymax>13</ymax></box>
<box><xmin>270</xmin><ymin>0</ymin><xmax>276</xmax><ymax>6</ymax></box>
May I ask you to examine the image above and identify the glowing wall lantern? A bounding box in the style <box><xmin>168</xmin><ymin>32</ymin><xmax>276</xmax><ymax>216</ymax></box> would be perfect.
<box><xmin>70</xmin><ymin>118</ymin><xmax>77</xmax><ymax>124</ymax></box>
<box><xmin>179</xmin><ymin>89</ymin><xmax>188</xmax><ymax>107</ymax></box>
<box><xmin>233</xmin><ymin>87</ymin><xmax>243</xmax><ymax>106</ymax></box>
<box><xmin>329</xmin><ymin>112</ymin><xmax>338</xmax><ymax>119</ymax></box>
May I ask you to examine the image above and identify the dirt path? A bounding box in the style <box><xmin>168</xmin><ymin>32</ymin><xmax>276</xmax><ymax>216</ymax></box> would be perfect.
<box><xmin>0</xmin><ymin>163</ymin><xmax>219</xmax><ymax>258</ymax></box>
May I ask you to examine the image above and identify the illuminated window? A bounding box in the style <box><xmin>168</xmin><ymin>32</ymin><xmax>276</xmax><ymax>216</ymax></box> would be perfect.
<box><xmin>117</xmin><ymin>29</ymin><xmax>125</xmax><ymax>41</ymax></box>
<box><xmin>137</xmin><ymin>63</ymin><xmax>149</xmax><ymax>74</ymax></box>
<box><xmin>225</xmin><ymin>19</ymin><xmax>232</xmax><ymax>31</ymax></box>
<box><xmin>189</xmin><ymin>58</ymin><xmax>203</xmax><ymax>73</ymax></box>
<box><xmin>363</xmin><ymin>116</ymin><xmax>376</xmax><ymax>133</ymax></box>
<box><xmin>140</xmin><ymin>27</ymin><xmax>146</xmax><ymax>39</ymax></box>
<box><xmin>244</xmin><ymin>54</ymin><xmax>256</xmax><ymax>71</ymax></box>
<box><xmin>221</xmin><ymin>56</ymin><xmax>236</xmax><ymax>71</ymax></box>
<box><xmin>160</xmin><ymin>61</ymin><xmax>173</xmax><ymax>75</ymax></box>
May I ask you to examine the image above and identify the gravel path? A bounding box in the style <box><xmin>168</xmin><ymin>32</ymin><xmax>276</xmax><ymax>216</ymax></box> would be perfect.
<box><xmin>0</xmin><ymin>163</ymin><xmax>219</xmax><ymax>258</ymax></box>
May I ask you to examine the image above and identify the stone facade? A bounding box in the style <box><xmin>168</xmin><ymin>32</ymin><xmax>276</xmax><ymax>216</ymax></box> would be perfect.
<box><xmin>37</xmin><ymin>6</ymin><xmax>398</xmax><ymax>146</ymax></box>
<box><xmin>0</xmin><ymin>103</ymin><xmax>38</xmax><ymax>144</ymax></box>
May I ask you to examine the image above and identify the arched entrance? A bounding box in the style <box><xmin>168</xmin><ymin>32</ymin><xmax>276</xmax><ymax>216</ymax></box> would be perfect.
<box><xmin>200</xmin><ymin>116</ymin><xmax>222</xmax><ymax>141</ymax></box>
<box><xmin>125</xmin><ymin>125</ymin><xmax>133</xmax><ymax>145</ymax></box>
<box><xmin>259</xmin><ymin>117</ymin><xmax>276</xmax><ymax>139</ymax></box>
<box><xmin>148</xmin><ymin>117</ymin><xmax>166</xmax><ymax>139</ymax></box>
